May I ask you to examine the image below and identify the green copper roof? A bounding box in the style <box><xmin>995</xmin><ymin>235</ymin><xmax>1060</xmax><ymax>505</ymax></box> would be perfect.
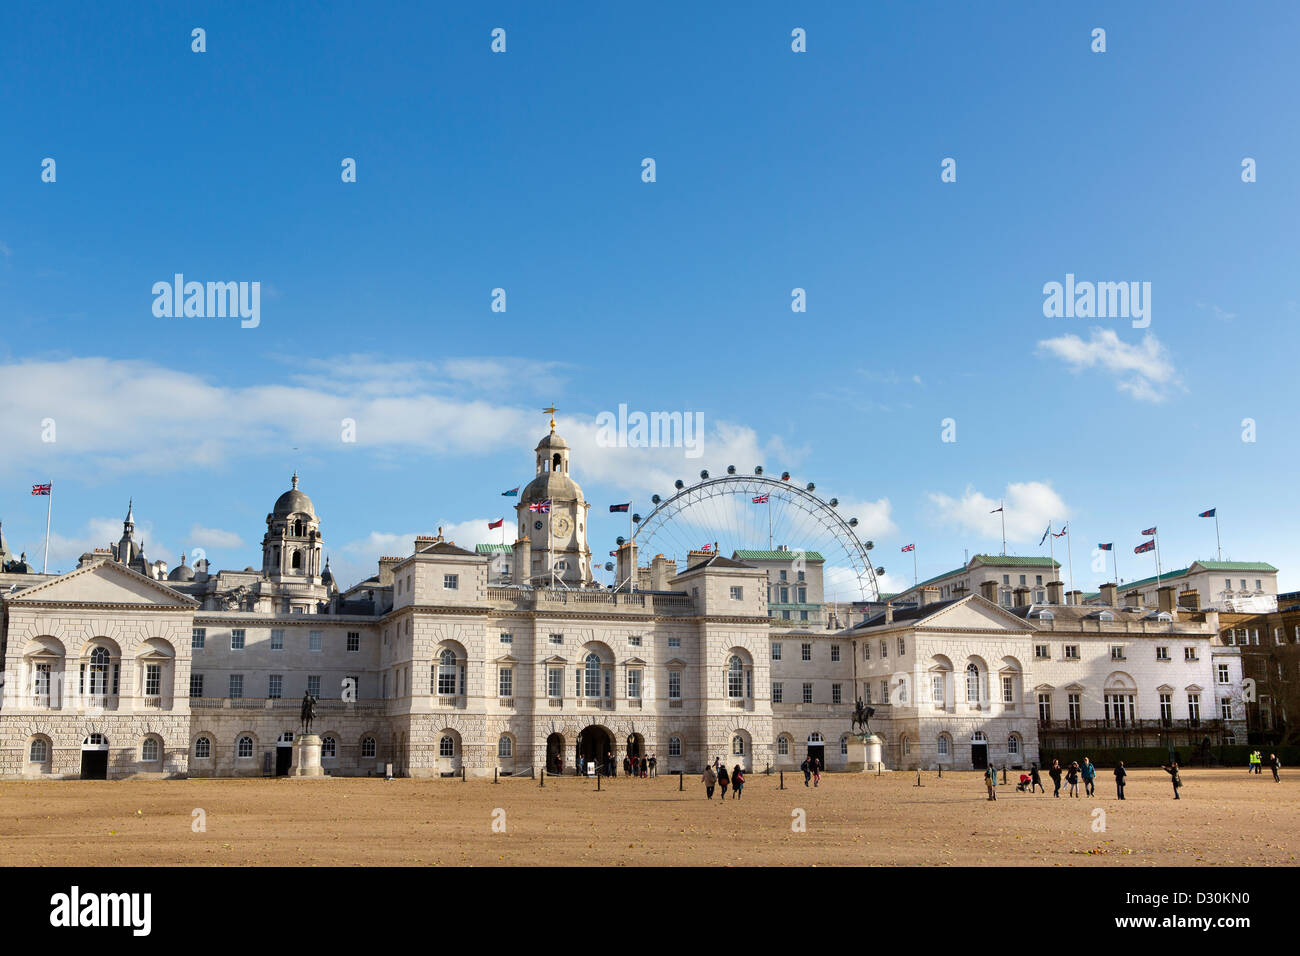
<box><xmin>476</xmin><ymin>544</ymin><xmax>513</xmax><ymax>554</ymax></box>
<box><xmin>1119</xmin><ymin>560</ymin><xmax>1276</xmax><ymax>595</ymax></box>
<box><xmin>907</xmin><ymin>554</ymin><xmax>1062</xmax><ymax>591</ymax></box>
<box><xmin>732</xmin><ymin>550</ymin><xmax>825</xmax><ymax>562</ymax></box>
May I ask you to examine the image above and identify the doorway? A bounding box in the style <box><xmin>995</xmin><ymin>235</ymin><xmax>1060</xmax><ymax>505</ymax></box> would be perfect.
<box><xmin>546</xmin><ymin>733</ymin><xmax>565</xmax><ymax>774</ymax></box>
<box><xmin>81</xmin><ymin>734</ymin><xmax>109</xmax><ymax>780</ymax></box>
<box><xmin>276</xmin><ymin>732</ymin><xmax>294</xmax><ymax>776</ymax></box>
<box><xmin>971</xmin><ymin>731</ymin><xmax>988</xmax><ymax>769</ymax></box>
<box><xmin>577</xmin><ymin>725</ymin><xmax>613</xmax><ymax>773</ymax></box>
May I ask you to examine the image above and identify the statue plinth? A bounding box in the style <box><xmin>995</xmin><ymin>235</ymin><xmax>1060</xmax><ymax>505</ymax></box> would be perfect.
<box><xmin>844</xmin><ymin>733</ymin><xmax>888</xmax><ymax>773</ymax></box>
<box><xmin>290</xmin><ymin>733</ymin><xmax>325</xmax><ymax>777</ymax></box>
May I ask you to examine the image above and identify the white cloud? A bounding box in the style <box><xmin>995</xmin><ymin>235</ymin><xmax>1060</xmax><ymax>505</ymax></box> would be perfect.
<box><xmin>37</xmin><ymin>515</ymin><xmax>169</xmax><ymax>573</ymax></box>
<box><xmin>1036</xmin><ymin>329</ymin><xmax>1180</xmax><ymax>402</ymax></box>
<box><xmin>188</xmin><ymin>524</ymin><xmax>245</xmax><ymax>549</ymax></box>
<box><xmin>926</xmin><ymin>481</ymin><xmax>1068</xmax><ymax>546</ymax></box>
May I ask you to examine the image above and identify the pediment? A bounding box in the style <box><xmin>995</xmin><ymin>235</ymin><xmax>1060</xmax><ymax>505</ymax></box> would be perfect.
<box><xmin>7</xmin><ymin>559</ymin><xmax>198</xmax><ymax>608</ymax></box>
<box><xmin>543</xmin><ymin>654</ymin><xmax>568</xmax><ymax>665</ymax></box>
<box><xmin>664</xmin><ymin>657</ymin><xmax>688</xmax><ymax>668</ymax></box>
<box><xmin>622</xmin><ymin>656</ymin><xmax>647</xmax><ymax>666</ymax></box>
<box><xmin>916</xmin><ymin>596</ymin><xmax>1035</xmax><ymax>633</ymax></box>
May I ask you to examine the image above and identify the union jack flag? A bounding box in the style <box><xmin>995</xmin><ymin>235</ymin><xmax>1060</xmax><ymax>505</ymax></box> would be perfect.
<box><xmin>32</xmin><ymin>483</ymin><xmax>51</xmax><ymax>495</ymax></box>
<box><xmin>700</xmin><ymin>544</ymin><xmax>713</xmax><ymax>552</ymax></box>
<box><xmin>752</xmin><ymin>495</ymin><xmax>770</xmax><ymax>504</ymax></box>
<box><xmin>1134</xmin><ymin>539</ymin><xmax>1155</xmax><ymax>554</ymax></box>
<box><xmin>528</xmin><ymin>500</ymin><xmax>551</xmax><ymax>513</ymax></box>
<box><xmin>1141</xmin><ymin>526</ymin><xmax>1157</xmax><ymax>536</ymax></box>
<box><xmin>901</xmin><ymin>543</ymin><xmax>915</xmax><ymax>553</ymax></box>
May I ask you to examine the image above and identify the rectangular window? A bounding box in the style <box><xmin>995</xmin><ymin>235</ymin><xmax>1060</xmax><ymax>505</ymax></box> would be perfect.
<box><xmin>932</xmin><ymin>674</ymin><xmax>945</xmax><ymax>704</ymax></box>
<box><xmin>144</xmin><ymin>664</ymin><xmax>161</xmax><ymax>697</ymax></box>
<box><xmin>800</xmin><ymin>610</ymin><xmax>808</xmax><ymax>622</ymax></box>
<box><xmin>863</xmin><ymin>643</ymin><xmax>870</xmax><ymax>660</ymax></box>
<box><xmin>500</xmin><ymin>632</ymin><xmax>513</xmax><ymax>644</ymax></box>
<box><xmin>1156</xmin><ymin>646</ymin><xmax>1169</xmax><ymax>661</ymax></box>
<box><xmin>1160</xmin><ymin>693</ymin><xmax>1172</xmax><ymax>722</ymax></box>
<box><xmin>780</xmin><ymin>587</ymin><xmax>790</xmax><ymax>603</ymax></box>
<box><xmin>1001</xmin><ymin>675</ymin><xmax>1014</xmax><ymax>704</ymax></box>
<box><xmin>271</xmin><ymin>629</ymin><xmax>284</xmax><ymax>650</ymax></box>
<box><xmin>1188</xmin><ymin>694</ymin><xmax>1201</xmax><ymax>722</ymax></box>
<box><xmin>231</xmin><ymin>629</ymin><xmax>245</xmax><ymax>650</ymax></box>
<box><xmin>1217</xmin><ymin>663</ymin><xmax>1230</xmax><ymax>684</ymax></box>
<box><xmin>604</xmin><ymin>669</ymin><xmax>611</xmax><ymax>699</ymax></box>
<box><xmin>669</xmin><ymin>671</ymin><xmax>681</xmax><ymax>700</ymax></box>
<box><xmin>779</xmin><ymin>570</ymin><xmax>787</xmax><ymax>581</ymax></box>
<box><xmin>309</xmin><ymin>631</ymin><xmax>322</xmax><ymax>652</ymax></box>
<box><xmin>1064</xmin><ymin>645</ymin><xmax>1080</xmax><ymax>660</ymax></box>
<box><xmin>268</xmin><ymin>674</ymin><xmax>282</xmax><ymax>699</ymax></box>
<box><xmin>730</xmin><ymin>586</ymin><xmax>743</xmax><ymax>600</ymax></box>
<box><xmin>772</xmin><ymin>681</ymin><xmax>783</xmax><ymax>704</ymax></box>
<box><xmin>797</xmin><ymin>570</ymin><xmax>805</xmax><ymax>582</ymax></box>
<box><xmin>1034</xmin><ymin>644</ymin><xmax>1050</xmax><ymax>660</ymax></box>
<box><xmin>547</xmin><ymin>667</ymin><xmax>562</xmax><ymax>698</ymax></box>
<box><xmin>1220</xmin><ymin>698</ymin><xmax>1233</xmax><ymax>720</ymax></box>
<box><xmin>801</xmin><ymin>643</ymin><xmax>812</xmax><ymax>662</ymax></box>
<box><xmin>880</xmin><ymin>640</ymin><xmax>887</xmax><ymax>658</ymax></box>
<box><xmin>879</xmin><ymin>679</ymin><xmax>888</xmax><ymax>703</ymax></box>
<box><xmin>444</xmin><ymin>574</ymin><xmax>459</xmax><ymax>590</ymax></box>
<box><xmin>499</xmin><ymin>667</ymin><xmax>513</xmax><ymax>698</ymax></box>
<box><xmin>550</xmin><ymin>633</ymin><xmax>563</xmax><ymax>644</ymax></box>
<box><xmin>347</xmin><ymin>631</ymin><xmax>360</xmax><ymax>652</ymax></box>
<box><xmin>802</xmin><ymin>682</ymin><xmax>813</xmax><ymax>704</ymax></box>
<box><xmin>831</xmin><ymin>645</ymin><xmax>841</xmax><ymax>662</ymax></box>
<box><xmin>668</xmin><ymin>637</ymin><xmax>680</xmax><ymax>649</ymax></box>
<box><xmin>1184</xmin><ymin>647</ymin><xmax>1198</xmax><ymax>661</ymax></box>
<box><xmin>832</xmin><ymin>683</ymin><xmax>842</xmax><ymax>705</ymax></box>
<box><xmin>627</xmin><ymin>670</ymin><xmax>642</xmax><ymax>699</ymax></box>
<box><xmin>189</xmin><ymin>674</ymin><xmax>204</xmax><ymax>698</ymax></box>
<box><xmin>1110</xmin><ymin>646</ymin><xmax>1125</xmax><ymax>661</ymax></box>
<box><xmin>191</xmin><ymin>627</ymin><xmax>206</xmax><ymax>649</ymax></box>
<box><xmin>1019</xmin><ymin>574</ymin><xmax>1026</xmax><ymax>586</ymax></box>
<box><xmin>629</xmin><ymin>635</ymin><xmax>642</xmax><ymax>647</ymax></box>
<box><xmin>228</xmin><ymin>674</ymin><xmax>243</xmax><ymax>698</ymax></box>
<box><xmin>772</xmin><ymin>643</ymin><xmax>782</xmax><ymax>661</ymax></box>
<box><xmin>1068</xmin><ymin>693</ymin><xmax>1081</xmax><ymax>725</ymax></box>
<box><xmin>897</xmin><ymin>637</ymin><xmax>906</xmax><ymax>656</ymax></box>
<box><xmin>1037</xmin><ymin>693</ymin><xmax>1051</xmax><ymax>722</ymax></box>
<box><xmin>798</xmin><ymin>587</ymin><xmax>807</xmax><ymax>602</ymax></box>
<box><xmin>307</xmin><ymin>675</ymin><xmax>321</xmax><ymax>698</ymax></box>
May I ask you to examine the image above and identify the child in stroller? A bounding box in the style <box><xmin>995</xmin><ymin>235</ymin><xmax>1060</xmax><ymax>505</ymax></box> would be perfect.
<box><xmin>1015</xmin><ymin>773</ymin><xmax>1033</xmax><ymax>793</ymax></box>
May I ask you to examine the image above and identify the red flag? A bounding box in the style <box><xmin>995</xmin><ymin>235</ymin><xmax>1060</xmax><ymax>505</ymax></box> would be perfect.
<box><xmin>32</xmin><ymin>483</ymin><xmax>51</xmax><ymax>495</ymax></box>
<box><xmin>487</xmin><ymin>518</ymin><xmax>504</xmax><ymax>530</ymax></box>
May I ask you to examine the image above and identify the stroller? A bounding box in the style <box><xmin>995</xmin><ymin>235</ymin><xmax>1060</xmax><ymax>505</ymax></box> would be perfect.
<box><xmin>1015</xmin><ymin>773</ymin><xmax>1033</xmax><ymax>793</ymax></box>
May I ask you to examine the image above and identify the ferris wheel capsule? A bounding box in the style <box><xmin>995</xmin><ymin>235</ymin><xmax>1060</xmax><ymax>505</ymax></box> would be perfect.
<box><xmin>699</xmin><ymin>470</ymin><xmax>709</xmax><ymax>480</ymax></box>
<box><xmin>754</xmin><ymin>465</ymin><xmax>763</xmax><ymax>475</ymax></box>
<box><xmin>632</xmin><ymin>513</ymin><xmax>641</xmax><ymax>523</ymax></box>
<box><xmin>829</xmin><ymin>498</ymin><xmax>838</xmax><ymax>507</ymax></box>
<box><xmin>726</xmin><ymin>465</ymin><xmax>736</xmax><ymax>474</ymax></box>
<box><xmin>651</xmin><ymin>494</ymin><xmax>661</xmax><ymax>504</ymax></box>
<box><xmin>806</xmin><ymin>482</ymin><xmax>815</xmax><ymax>491</ymax></box>
<box><xmin>849</xmin><ymin>517</ymin><xmax>858</xmax><ymax>527</ymax></box>
<box><xmin>674</xmin><ymin>479</ymin><xmax>685</xmax><ymax>490</ymax></box>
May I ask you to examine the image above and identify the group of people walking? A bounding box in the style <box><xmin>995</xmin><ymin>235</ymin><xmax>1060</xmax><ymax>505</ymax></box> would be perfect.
<box><xmin>701</xmin><ymin>757</ymin><xmax>746</xmax><ymax>799</ymax></box>
<box><xmin>1012</xmin><ymin>757</ymin><xmax>1163</xmax><ymax>800</ymax></box>
<box><xmin>622</xmin><ymin>753</ymin><xmax>657</xmax><ymax>778</ymax></box>
<box><xmin>1248</xmin><ymin>750</ymin><xmax>1282</xmax><ymax>781</ymax></box>
<box><xmin>574</xmin><ymin>752</ymin><xmax>656</xmax><ymax>778</ymax></box>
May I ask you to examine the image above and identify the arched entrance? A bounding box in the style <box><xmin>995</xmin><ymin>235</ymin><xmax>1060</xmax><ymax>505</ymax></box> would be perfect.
<box><xmin>806</xmin><ymin>732</ymin><xmax>825</xmax><ymax>771</ymax></box>
<box><xmin>546</xmin><ymin>733</ymin><xmax>566</xmax><ymax>774</ymax></box>
<box><xmin>576</xmin><ymin>725</ymin><xmax>613</xmax><ymax>774</ymax></box>
<box><xmin>275</xmin><ymin>732</ymin><xmax>294</xmax><ymax>776</ymax></box>
<box><xmin>970</xmin><ymin>731</ymin><xmax>988</xmax><ymax>770</ymax></box>
<box><xmin>81</xmin><ymin>734</ymin><xmax>109</xmax><ymax>779</ymax></box>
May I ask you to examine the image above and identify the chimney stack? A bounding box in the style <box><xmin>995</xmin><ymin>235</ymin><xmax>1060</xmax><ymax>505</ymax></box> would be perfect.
<box><xmin>919</xmin><ymin>586</ymin><xmax>940</xmax><ymax>607</ymax></box>
<box><xmin>884</xmin><ymin>602</ymin><xmax>894</xmax><ymax>624</ymax></box>
<box><xmin>979</xmin><ymin>580</ymin><xmax>999</xmax><ymax>603</ymax></box>
<box><xmin>1157</xmin><ymin>585</ymin><xmax>1178</xmax><ymax>619</ymax></box>
<box><xmin>1046</xmin><ymin>580</ymin><xmax>1065</xmax><ymax>605</ymax></box>
<box><xmin>1099</xmin><ymin>582</ymin><xmax>1117</xmax><ymax>607</ymax></box>
<box><xmin>1013</xmin><ymin>586</ymin><xmax>1030</xmax><ymax>608</ymax></box>
<box><xmin>1066</xmin><ymin>589</ymin><xmax>1083</xmax><ymax>606</ymax></box>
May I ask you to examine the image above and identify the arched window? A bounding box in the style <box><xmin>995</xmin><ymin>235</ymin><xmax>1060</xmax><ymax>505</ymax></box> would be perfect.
<box><xmin>361</xmin><ymin>736</ymin><xmax>377</xmax><ymax>758</ymax></box>
<box><xmin>668</xmin><ymin>736</ymin><xmax>681</xmax><ymax>757</ymax></box>
<box><xmin>498</xmin><ymin>736</ymin><xmax>512</xmax><ymax>758</ymax></box>
<box><xmin>971</xmin><ymin>731</ymin><xmax>987</xmax><ymax>742</ymax></box>
<box><xmin>437</xmin><ymin>649</ymin><xmax>458</xmax><ymax>696</ymax></box>
<box><xmin>141</xmin><ymin>738</ymin><xmax>160</xmax><ymax>761</ymax></box>
<box><xmin>732</xmin><ymin>735</ymin><xmax>745</xmax><ymax>756</ymax></box>
<box><xmin>808</xmin><ymin>732</ymin><xmax>824</xmax><ymax>743</ymax></box>
<box><xmin>937</xmin><ymin>734</ymin><xmax>950</xmax><ymax>756</ymax></box>
<box><xmin>584</xmin><ymin>653</ymin><xmax>602</xmax><ymax>698</ymax></box>
<box><xmin>321</xmin><ymin>736</ymin><xmax>336</xmax><ymax>758</ymax></box>
<box><xmin>552</xmin><ymin>453</ymin><xmax>562</xmax><ymax>472</ymax></box>
<box><xmin>29</xmin><ymin>739</ymin><xmax>48</xmax><ymax>762</ymax></box>
<box><xmin>902</xmin><ymin>736</ymin><xmax>912</xmax><ymax>755</ymax></box>
<box><xmin>194</xmin><ymin>737</ymin><xmax>211</xmax><ymax>758</ymax></box>
<box><xmin>966</xmin><ymin>663</ymin><xmax>981</xmax><ymax>702</ymax></box>
<box><xmin>1007</xmin><ymin>734</ymin><xmax>1021</xmax><ymax>755</ymax></box>
<box><xmin>88</xmin><ymin>646</ymin><xmax>110</xmax><ymax>695</ymax></box>
<box><xmin>840</xmin><ymin>736</ymin><xmax>849</xmax><ymax>756</ymax></box>
<box><xmin>237</xmin><ymin>735</ymin><xmax>253</xmax><ymax>758</ymax></box>
<box><xmin>440</xmin><ymin>736</ymin><xmax>456</xmax><ymax>757</ymax></box>
<box><xmin>777</xmin><ymin>736</ymin><xmax>790</xmax><ymax>755</ymax></box>
<box><xmin>84</xmin><ymin>733</ymin><xmax>107</xmax><ymax>746</ymax></box>
<box><xmin>291</xmin><ymin>550</ymin><xmax>302</xmax><ymax>570</ymax></box>
<box><xmin>727</xmin><ymin>656</ymin><xmax>744</xmax><ymax>699</ymax></box>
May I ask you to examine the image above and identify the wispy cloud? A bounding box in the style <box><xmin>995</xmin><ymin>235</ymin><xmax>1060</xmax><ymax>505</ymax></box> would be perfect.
<box><xmin>927</xmin><ymin>481</ymin><xmax>1068</xmax><ymax>545</ymax></box>
<box><xmin>1036</xmin><ymin>329</ymin><xmax>1180</xmax><ymax>402</ymax></box>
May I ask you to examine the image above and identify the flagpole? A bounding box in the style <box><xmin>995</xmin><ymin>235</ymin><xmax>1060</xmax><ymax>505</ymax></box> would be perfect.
<box><xmin>1215</xmin><ymin>512</ymin><xmax>1222</xmax><ymax>562</ymax></box>
<box><xmin>767</xmin><ymin>497</ymin><xmax>773</xmax><ymax>552</ymax></box>
<box><xmin>1112</xmin><ymin>547</ymin><xmax>1119</xmax><ymax>588</ymax></box>
<box><xmin>1154</xmin><ymin>529</ymin><xmax>1162</xmax><ymax>589</ymax></box>
<box><xmin>42</xmin><ymin>481</ymin><xmax>53</xmax><ymax>574</ymax></box>
<box><xmin>912</xmin><ymin>546</ymin><xmax>918</xmax><ymax>587</ymax></box>
<box><xmin>1048</xmin><ymin>522</ymin><xmax>1055</xmax><ymax>583</ymax></box>
<box><xmin>1000</xmin><ymin>501</ymin><xmax>1006</xmax><ymax>556</ymax></box>
<box><xmin>1066</xmin><ymin>524</ymin><xmax>1074</xmax><ymax>593</ymax></box>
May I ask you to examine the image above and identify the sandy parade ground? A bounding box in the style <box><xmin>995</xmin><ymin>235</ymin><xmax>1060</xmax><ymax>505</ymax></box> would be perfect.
<box><xmin>0</xmin><ymin>767</ymin><xmax>1294</xmax><ymax>867</ymax></box>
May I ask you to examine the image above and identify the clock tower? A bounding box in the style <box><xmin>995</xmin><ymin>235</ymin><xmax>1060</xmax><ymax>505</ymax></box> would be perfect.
<box><xmin>516</xmin><ymin>416</ymin><xmax>592</xmax><ymax>587</ymax></box>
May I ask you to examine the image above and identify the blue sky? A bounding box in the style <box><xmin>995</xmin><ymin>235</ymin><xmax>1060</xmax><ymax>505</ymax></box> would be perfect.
<box><xmin>1</xmin><ymin>1</ymin><xmax>1297</xmax><ymax>593</ymax></box>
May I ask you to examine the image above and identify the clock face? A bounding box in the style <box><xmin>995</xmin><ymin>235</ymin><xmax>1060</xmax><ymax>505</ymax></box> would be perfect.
<box><xmin>552</xmin><ymin>515</ymin><xmax>572</xmax><ymax>537</ymax></box>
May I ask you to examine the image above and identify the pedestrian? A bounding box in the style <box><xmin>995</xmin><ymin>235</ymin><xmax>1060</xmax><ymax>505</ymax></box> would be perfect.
<box><xmin>1049</xmin><ymin>759</ymin><xmax>1063</xmax><ymax>798</ymax></box>
<box><xmin>702</xmin><ymin>764</ymin><xmax>716</xmax><ymax>799</ymax></box>
<box><xmin>649</xmin><ymin>754</ymin><xmax>657</xmax><ymax>778</ymax></box>
<box><xmin>1030</xmin><ymin>762</ymin><xmax>1045</xmax><ymax>794</ymax></box>
<box><xmin>1114</xmin><ymin>760</ymin><xmax>1127</xmax><ymax>800</ymax></box>
<box><xmin>1161</xmin><ymin>760</ymin><xmax>1183</xmax><ymax>799</ymax></box>
<box><xmin>717</xmin><ymin>764</ymin><xmax>730</xmax><ymax>799</ymax></box>
<box><xmin>1066</xmin><ymin>761</ymin><xmax>1080</xmax><ymax>798</ymax></box>
<box><xmin>607</xmin><ymin>751</ymin><xmax>615</xmax><ymax>777</ymax></box>
<box><xmin>1081</xmin><ymin>757</ymin><xmax>1096</xmax><ymax>797</ymax></box>
<box><xmin>732</xmin><ymin>765</ymin><xmax>745</xmax><ymax>799</ymax></box>
<box><xmin>641</xmin><ymin>757</ymin><xmax>648</xmax><ymax>779</ymax></box>
<box><xmin>801</xmin><ymin>756</ymin><xmax>811</xmax><ymax>787</ymax></box>
<box><xmin>812</xmin><ymin>756</ymin><xmax>822</xmax><ymax>788</ymax></box>
<box><xmin>1256</xmin><ymin>751</ymin><xmax>1264</xmax><ymax>775</ymax></box>
<box><xmin>984</xmin><ymin>766</ymin><xmax>997</xmax><ymax>801</ymax></box>
<box><xmin>1269</xmin><ymin>753</ymin><xmax>1281</xmax><ymax>783</ymax></box>
<box><xmin>624</xmin><ymin>755</ymin><xmax>633</xmax><ymax>778</ymax></box>
<box><xmin>577</xmin><ymin>754</ymin><xmax>584</xmax><ymax>776</ymax></box>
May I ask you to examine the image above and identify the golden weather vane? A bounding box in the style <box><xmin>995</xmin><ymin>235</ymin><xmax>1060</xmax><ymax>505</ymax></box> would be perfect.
<box><xmin>543</xmin><ymin>406</ymin><xmax>558</xmax><ymax>430</ymax></box>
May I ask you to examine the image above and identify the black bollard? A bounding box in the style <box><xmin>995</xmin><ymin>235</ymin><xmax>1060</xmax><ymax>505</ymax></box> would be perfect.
<box><xmin>678</xmin><ymin>771</ymin><xmax>683</xmax><ymax>791</ymax></box>
<box><xmin>938</xmin><ymin>764</ymin><xmax>943</xmax><ymax>779</ymax></box>
<box><xmin>494</xmin><ymin>767</ymin><xmax>499</xmax><ymax>784</ymax></box>
<box><xmin>539</xmin><ymin>769</ymin><xmax>545</xmax><ymax>788</ymax></box>
<box><xmin>597</xmin><ymin>773</ymin><xmax>601</xmax><ymax>792</ymax></box>
<box><xmin>780</xmin><ymin>771</ymin><xmax>785</xmax><ymax>790</ymax></box>
<box><xmin>462</xmin><ymin>766</ymin><xmax>466</xmax><ymax>783</ymax></box>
